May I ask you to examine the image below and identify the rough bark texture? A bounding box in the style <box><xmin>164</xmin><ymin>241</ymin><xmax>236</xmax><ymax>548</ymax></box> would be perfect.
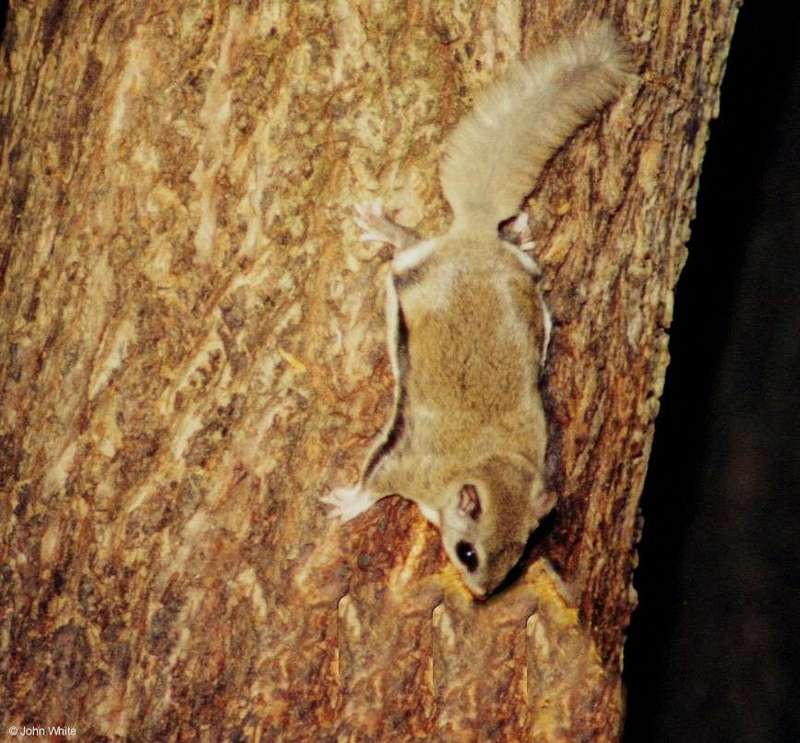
<box><xmin>0</xmin><ymin>1</ymin><xmax>738</xmax><ymax>741</ymax></box>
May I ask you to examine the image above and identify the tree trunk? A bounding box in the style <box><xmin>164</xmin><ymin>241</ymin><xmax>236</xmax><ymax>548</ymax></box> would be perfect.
<box><xmin>0</xmin><ymin>1</ymin><xmax>739</xmax><ymax>740</ymax></box>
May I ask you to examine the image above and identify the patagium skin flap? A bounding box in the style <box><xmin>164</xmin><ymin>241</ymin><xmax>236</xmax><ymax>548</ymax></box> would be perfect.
<box><xmin>322</xmin><ymin>22</ymin><xmax>634</xmax><ymax>598</ymax></box>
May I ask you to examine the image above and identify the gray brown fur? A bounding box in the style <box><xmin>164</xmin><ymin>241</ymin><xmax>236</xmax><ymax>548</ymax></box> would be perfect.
<box><xmin>323</xmin><ymin>23</ymin><xmax>633</xmax><ymax>597</ymax></box>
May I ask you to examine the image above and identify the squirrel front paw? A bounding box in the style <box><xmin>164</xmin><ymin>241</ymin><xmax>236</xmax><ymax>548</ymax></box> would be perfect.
<box><xmin>320</xmin><ymin>486</ymin><xmax>376</xmax><ymax>522</ymax></box>
<box><xmin>354</xmin><ymin>200</ymin><xmax>419</xmax><ymax>251</ymax></box>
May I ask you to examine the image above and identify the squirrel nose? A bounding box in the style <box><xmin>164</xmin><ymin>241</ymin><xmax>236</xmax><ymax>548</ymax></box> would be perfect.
<box><xmin>470</xmin><ymin>585</ymin><xmax>488</xmax><ymax>602</ymax></box>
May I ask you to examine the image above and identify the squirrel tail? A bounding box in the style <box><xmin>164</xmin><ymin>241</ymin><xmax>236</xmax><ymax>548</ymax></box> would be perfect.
<box><xmin>440</xmin><ymin>21</ymin><xmax>634</xmax><ymax>233</ymax></box>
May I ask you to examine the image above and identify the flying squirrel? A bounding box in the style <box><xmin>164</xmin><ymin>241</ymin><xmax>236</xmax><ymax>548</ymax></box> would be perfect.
<box><xmin>322</xmin><ymin>22</ymin><xmax>634</xmax><ymax>598</ymax></box>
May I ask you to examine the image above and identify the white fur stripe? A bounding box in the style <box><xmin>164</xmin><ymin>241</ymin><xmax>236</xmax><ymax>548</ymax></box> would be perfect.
<box><xmin>392</xmin><ymin>239</ymin><xmax>436</xmax><ymax>274</ymax></box>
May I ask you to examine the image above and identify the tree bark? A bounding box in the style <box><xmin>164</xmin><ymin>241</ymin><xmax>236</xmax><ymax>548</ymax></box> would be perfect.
<box><xmin>0</xmin><ymin>1</ymin><xmax>739</xmax><ymax>740</ymax></box>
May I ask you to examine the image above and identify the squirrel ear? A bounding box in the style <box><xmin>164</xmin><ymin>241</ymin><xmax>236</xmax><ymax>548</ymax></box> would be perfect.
<box><xmin>458</xmin><ymin>484</ymin><xmax>482</xmax><ymax>520</ymax></box>
<box><xmin>531</xmin><ymin>488</ymin><xmax>556</xmax><ymax>522</ymax></box>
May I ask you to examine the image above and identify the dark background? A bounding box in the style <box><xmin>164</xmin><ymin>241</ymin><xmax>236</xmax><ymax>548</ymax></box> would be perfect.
<box><xmin>623</xmin><ymin>3</ymin><xmax>800</xmax><ymax>742</ymax></box>
<box><xmin>1</xmin><ymin>2</ymin><xmax>797</xmax><ymax>741</ymax></box>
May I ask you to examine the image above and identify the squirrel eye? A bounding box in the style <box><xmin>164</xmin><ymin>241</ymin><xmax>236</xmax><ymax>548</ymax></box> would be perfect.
<box><xmin>456</xmin><ymin>541</ymin><xmax>479</xmax><ymax>573</ymax></box>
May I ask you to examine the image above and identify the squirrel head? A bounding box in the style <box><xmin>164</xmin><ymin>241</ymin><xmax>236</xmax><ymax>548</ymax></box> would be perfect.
<box><xmin>438</xmin><ymin>454</ymin><xmax>553</xmax><ymax>598</ymax></box>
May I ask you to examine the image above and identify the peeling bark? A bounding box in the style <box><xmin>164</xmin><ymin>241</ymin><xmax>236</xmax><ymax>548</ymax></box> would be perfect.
<box><xmin>0</xmin><ymin>1</ymin><xmax>739</xmax><ymax>740</ymax></box>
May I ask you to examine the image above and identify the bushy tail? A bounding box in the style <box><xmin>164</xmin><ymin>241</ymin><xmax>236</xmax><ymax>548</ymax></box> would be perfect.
<box><xmin>440</xmin><ymin>22</ymin><xmax>634</xmax><ymax>232</ymax></box>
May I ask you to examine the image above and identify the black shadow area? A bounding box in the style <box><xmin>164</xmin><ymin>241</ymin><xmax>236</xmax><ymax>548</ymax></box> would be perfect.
<box><xmin>624</xmin><ymin>5</ymin><xmax>800</xmax><ymax>743</ymax></box>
